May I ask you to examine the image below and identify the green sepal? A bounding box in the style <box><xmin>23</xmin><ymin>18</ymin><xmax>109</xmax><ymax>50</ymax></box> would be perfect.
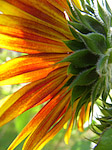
<box><xmin>91</xmin><ymin>78</ymin><xmax>104</xmax><ymax>112</ymax></box>
<box><xmin>66</xmin><ymin>0</ymin><xmax>78</xmax><ymax>20</ymax></box>
<box><xmin>79</xmin><ymin>32</ymin><xmax>107</xmax><ymax>54</ymax></box>
<box><xmin>69</xmin><ymin>67</ymin><xmax>98</xmax><ymax>90</ymax></box>
<box><xmin>80</xmin><ymin>0</ymin><xmax>86</xmax><ymax>11</ymax></box>
<box><xmin>103</xmin><ymin>118</ymin><xmax>112</xmax><ymax>125</ymax></box>
<box><xmin>73</xmin><ymin>4</ymin><xmax>105</xmax><ymax>34</ymax></box>
<box><xmin>96</xmin><ymin>118</ymin><xmax>109</xmax><ymax>127</ymax></box>
<box><xmin>101</xmin><ymin>76</ymin><xmax>110</xmax><ymax>101</ymax></box>
<box><xmin>86</xmin><ymin>0</ymin><xmax>91</xmax><ymax>5</ymax></box>
<box><xmin>75</xmin><ymin>92</ymin><xmax>91</xmax><ymax>118</ymax></box>
<box><xmin>68</xmin><ymin>21</ymin><xmax>90</xmax><ymax>34</ymax></box>
<box><xmin>67</xmin><ymin>64</ymin><xmax>83</xmax><ymax>75</ymax></box>
<box><xmin>108</xmin><ymin>48</ymin><xmax>112</xmax><ymax>63</ymax></box>
<box><xmin>62</xmin><ymin>76</ymin><xmax>75</xmax><ymax>88</ymax></box>
<box><xmin>105</xmin><ymin>0</ymin><xmax>112</xmax><ymax>14</ymax></box>
<box><xmin>90</xmin><ymin>0</ymin><xmax>94</xmax><ymax>4</ymax></box>
<box><xmin>63</xmin><ymin>40</ymin><xmax>85</xmax><ymax>51</ymax></box>
<box><xmin>86</xmin><ymin>4</ymin><xmax>94</xmax><ymax>14</ymax></box>
<box><xmin>94</xmin><ymin>124</ymin><xmax>105</xmax><ymax>132</ymax></box>
<box><xmin>96</xmin><ymin>55</ymin><xmax>108</xmax><ymax>76</ymax></box>
<box><xmin>97</xmin><ymin>0</ymin><xmax>110</xmax><ymax>28</ymax></box>
<box><xmin>60</xmin><ymin>49</ymin><xmax>98</xmax><ymax>68</ymax></box>
<box><xmin>103</xmin><ymin>102</ymin><xmax>112</xmax><ymax>108</ymax></box>
<box><xmin>69</xmin><ymin>25</ymin><xmax>82</xmax><ymax>41</ymax></box>
<box><xmin>100</xmin><ymin>107</ymin><xmax>112</xmax><ymax>117</ymax></box>
<box><xmin>71</xmin><ymin>86</ymin><xmax>87</xmax><ymax>102</ymax></box>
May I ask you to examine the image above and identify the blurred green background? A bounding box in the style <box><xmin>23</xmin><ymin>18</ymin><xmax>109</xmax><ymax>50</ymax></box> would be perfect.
<box><xmin>0</xmin><ymin>50</ymin><xmax>95</xmax><ymax>150</ymax></box>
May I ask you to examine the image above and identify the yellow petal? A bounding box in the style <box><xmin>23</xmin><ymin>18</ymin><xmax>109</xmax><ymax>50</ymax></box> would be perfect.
<box><xmin>64</xmin><ymin>111</ymin><xmax>75</xmax><ymax>144</ymax></box>
<box><xmin>73</xmin><ymin>0</ymin><xmax>82</xmax><ymax>10</ymax></box>
<box><xmin>85</xmin><ymin>102</ymin><xmax>91</xmax><ymax>122</ymax></box>
<box><xmin>78</xmin><ymin>105</ymin><xmax>85</xmax><ymax>132</ymax></box>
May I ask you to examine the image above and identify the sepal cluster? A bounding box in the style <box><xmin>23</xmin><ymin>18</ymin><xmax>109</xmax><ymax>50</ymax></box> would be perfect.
<box><xmin>63</xmin><ymin>0</ymin><xmax>112</xmax><ymax>118</ymax></box>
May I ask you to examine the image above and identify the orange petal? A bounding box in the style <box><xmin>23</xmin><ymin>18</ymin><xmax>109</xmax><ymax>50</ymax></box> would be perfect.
<box><xmin>8</xmin><ymin>75</ymin><xmax>72</xmax><ymax>150</ymax></box>
<box><xmin>0</xmin><ymin>1</ymin><xmax>73</xmax><ymax>40</ymax></box>
<box><xmin>32</xmin><ymin>99</ymin><xmax>80</xmax><ymax>150</ymax></box>
<box><xmin>22</xmin><ymin>91</ymin><xmax>71</xmax><ymax>150</ymax></box>
<box><xmin>8</xmin><ymin>89</ymin><xmax>69</xmax><ymax>150</ymax></box>
<box><xmin>0</xmin><ymin>14</ymin><xmax>72</xmax><ymax>41</ymax></box>
<box><xmin>3</xmin><ymin>0</ymin><xmax>66</xmax><ymax>27</ymax></box>
<box><xmin>0</xmin><ymin>61</ymin><xmax>69</xmax><ymax>85</ymax></box>
<box><xmin>0</xmin><ymin>53</ymin><xmax>68</xmax><ymax>83</ymax></box>
<box><xmin>0</xmin><ymin>67</ymin><xmax>67</xmax><ymax>127</ymax></box>
<box><xmin>0</xmin><ymin>33</ymin><xmax>72</xmax><ymax>54</ymax></box>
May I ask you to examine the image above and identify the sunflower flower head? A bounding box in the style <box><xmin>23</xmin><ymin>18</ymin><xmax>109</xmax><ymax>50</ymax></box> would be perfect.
<box><xmin>0</xmin><ymin>0</ymin><xmax>112</xmax><ymax>150</ymax></box>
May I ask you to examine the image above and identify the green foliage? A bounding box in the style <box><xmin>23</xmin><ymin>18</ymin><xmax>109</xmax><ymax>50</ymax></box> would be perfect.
<box><xmin>0</xmin><ymin>122</ymin><xmax>23</xmax><ymax>150</ymax></box>
<box><xmin>14</xmin><ymin>105</ymin><xmax>41</xmax><ymax>132</ymax></box>
<box><xmin>94</xmin><ymin>127</ymin><xmax>112</xmax><ymax>150</ymax></box>
<box><xmin>61</xmin><ymin>49</ymin><xmax>98</xmax><ymax>67</ymax></box>
<box><xmin>97</xmin><ymin>0</ymin><xmax>110</xmax><ymax>28</ymax></box>
<box><xmin>64</xmin><ymin>40</ymin><xmax>85</xmax><ymax>51</ymax></box>
<box><xmin>79</xmin><ymin>33</ymin><xmax>107</xmax><ymax>54</ymax></box>
<box><xmin>69</xmin><ymin>67</ymin><xmax>98</xmax><ymax>88</ymax></box>
<box><xmin>71</xmin><ymin>140</ymin><xmax>91</xmax><ymax>150</ymax></box>
<box><xmin>65</xmin><ymin>1</ymin><xmax>112</xmax><ymax>149</ymax></box>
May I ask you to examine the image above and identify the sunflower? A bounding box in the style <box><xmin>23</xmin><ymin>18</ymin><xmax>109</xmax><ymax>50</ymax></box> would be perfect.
<box><xmin>0</xmin><ymin>0</ymin><xmax>112</xmax><ymax>150</ymax></box>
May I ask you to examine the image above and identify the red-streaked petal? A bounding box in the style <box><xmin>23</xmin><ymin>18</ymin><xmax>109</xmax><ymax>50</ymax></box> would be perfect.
<box><xmin>8</xmin><ymin>75</ymin><xmax>72</xmax><ymax>150</ymax></box>
<box><xmin>2</xmin><ymin>0</ymin><xmax>68</xmax><ymax>28</ymax></box>
<box><xmin>0</xmin><ymin>53</ymin><xmax>68</xmax><ymax>82</ymax></box>
<box><xmin>0</xmin><ymin>62</ymin><xmax>69</xmax><ymax>85</ymax></box>
<box><xmin>22</xmin><ymin>91</ymin><xmax>71</xmax><ymax>150</ymax></box>
<box><xmin>31</xmin><ymin>99</ymin><xmax>80</xmax><ymax>150</ymax></box>
<box><xmin>0</xmin><ymin>14</ymin><xmax>72</xmax><ymax>41</ymax></box>
<box><xmin>0</xmin><ymin>33</ymin><xmax>72</xmax><ymax>54</ymax></box>
<box><xmin>0</xmin><ymin>68</ymin><xmax>68</xmax><ymax>127</ymax></box>
<box><xmin>0</xmin><ymin>1</ymin><xmax>73</xmax><ymax>41</ymax></box>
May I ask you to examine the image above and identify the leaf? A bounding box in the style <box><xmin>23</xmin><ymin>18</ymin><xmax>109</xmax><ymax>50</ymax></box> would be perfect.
<box><xmin>79</xmin><ymin>33</ymin><xmax>107</xmax><ymax>54</ymax></box>
<box><xmin>61</xmin><ymin>49</ymin><xmax>98</xmax><ymax>68</ymax></box>
<box><xmin>64</xmin><ymin>40</ymin><xmax>85</xmax><ymax>51</ymax></box>
<box><xmin>94</xmin><ymin>127</ymin><xmax>112</xmax><ymax>150</ymax></box>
